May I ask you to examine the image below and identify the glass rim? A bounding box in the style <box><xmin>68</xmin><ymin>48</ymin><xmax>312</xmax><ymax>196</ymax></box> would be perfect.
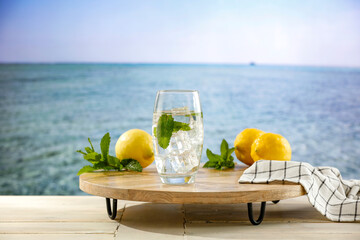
<box><xmin>157</xmin><ymin>90</ymin><xmax>198</xmax><ymax>93</ymax></box>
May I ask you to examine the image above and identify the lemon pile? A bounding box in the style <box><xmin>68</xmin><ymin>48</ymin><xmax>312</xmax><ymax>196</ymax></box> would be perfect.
<box><xmin>234</xmin><ymin>128</ymin><xmax>291</xmax><ymax>166</ymax></box>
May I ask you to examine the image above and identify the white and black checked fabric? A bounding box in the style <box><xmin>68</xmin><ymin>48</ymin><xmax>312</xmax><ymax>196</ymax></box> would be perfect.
<box><xmin>239</xmin><ymin>160</ymin><xmax>360</xmax><ymax>222</ymax></box>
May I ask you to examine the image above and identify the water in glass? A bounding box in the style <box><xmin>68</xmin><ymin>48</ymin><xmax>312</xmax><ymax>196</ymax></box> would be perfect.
<box><xmin>152</xmin><ymin>91</ymin><xmax>203</xmax><ymax>184</ymax></box>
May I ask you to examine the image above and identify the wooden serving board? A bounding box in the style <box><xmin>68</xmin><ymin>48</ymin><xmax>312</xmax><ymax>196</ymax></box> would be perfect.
<box><xmin>79</xmin><ymin>164</ymin><xmax>306</xmax><ymax>204</ymax></box>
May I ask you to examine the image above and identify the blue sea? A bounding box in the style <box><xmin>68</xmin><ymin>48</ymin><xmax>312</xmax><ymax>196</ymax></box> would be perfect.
<box><xmin>0</xmin><ymin>64</ymin><xmax>359</xmax><ymax>195</ymax></box>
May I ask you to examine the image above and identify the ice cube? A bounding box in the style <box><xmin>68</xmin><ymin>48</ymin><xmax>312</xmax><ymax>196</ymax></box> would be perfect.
<box><xmin>173</xmin><ymin>131</ymin><xmax>192</xmax><ymax>154</ymax></box>
<box><xmin>171</xmin><ymin>106</ymin><xmax>190</xmax><ymax>115</ymax></box>
<box><xmin>155</xmin><ymin>155</ymin><xmax>166</xmax><ymax>173</ymax></box>
<box><xmin>170</xmin><ymin>155</ymin><xmax>186</xmax><ymax>173</ymax></box>
<box><xmin>175</xmin><ymin>148</ymin><xmax>198</xmax><ymax>173</ymax></box>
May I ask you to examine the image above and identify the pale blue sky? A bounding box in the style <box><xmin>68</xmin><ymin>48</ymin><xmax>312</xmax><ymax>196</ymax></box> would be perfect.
<box><xmin>0</xmin><ymin>0</ymin><xmax>359</xmax><ymax>66</ymax></box>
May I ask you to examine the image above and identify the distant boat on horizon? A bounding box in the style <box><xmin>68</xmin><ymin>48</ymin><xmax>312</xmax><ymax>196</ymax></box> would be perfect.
<box><xmin>249</xmin><ymin>62</ymin><xmax>256</xmax><ymax>66</ymax></box>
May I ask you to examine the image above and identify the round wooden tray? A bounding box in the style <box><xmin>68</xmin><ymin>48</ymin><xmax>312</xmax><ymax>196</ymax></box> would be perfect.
<box><xmin>79</xmin><ymin>164</ymin><xmax>306</xmax><ymax>204</ymax></box>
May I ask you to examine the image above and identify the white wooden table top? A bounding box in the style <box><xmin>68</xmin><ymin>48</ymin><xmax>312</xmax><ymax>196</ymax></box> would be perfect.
<box><xmin>0</xmin><ymin>195</ymin><xmax>359</xmax><ymax>240</ymax></box>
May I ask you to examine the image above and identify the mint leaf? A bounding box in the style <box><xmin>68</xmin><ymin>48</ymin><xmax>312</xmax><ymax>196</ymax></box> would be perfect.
<box><xmin>156</xmin><ymin>114</ymin><xmax>192</xmax><ymax>149</ymax></box>
<box><xmin>77</xmin><ymin>150</ymin><xmax>87</xmax><ymax>155</ymax></box>
<box><xmin>121</xmin><ymin>159</ymin><xmax>143</xmax><ymax>172</ymax></box>
<box><xmin>100</xmin><ymin>133</ymin><xmax>110</xmax><ymax>162</ymax></box>
<box><xmin>226</xmin><ymin>161</ymin><xmax>235</xmax><ymax>168</ymax></box>
<box><xmin>173</xmin><ymin>121</ymin><xmax>191</xmax><ymax>132</ymax></box>
<box><xmin>206</xmin><ymin>149</ymin><xmax>221</xmax><ymax>162</ymax></box>
<box><xmin>155</xmin><ymin>114</ymin><xmax>192</xmax><ymax>149</ymax></box>
<box><xmin>120</xmin><ymin>158</ymin><xmax>133</xmax><ymax>166</ymax></box>
<box><xmin>93</xmin><ymin>162</ymin><xmax>117</xmax><ymax>170</ymax></box>
<box><xmin>85</xmin><ymin>147</ymin><xmax>93</xmax><ymax>153</ymax></box>
<box><xmin>124</xmin><ymin>160</ymin><xmax>143</xmax><ymax>172</ymax></box>
<box><xmin>93</xmin><ymin>162</ymin><xmax>108</xmax><ymax>170</ymax></box>
<box><xmin>157</xmin><ymin>114</ymin><xmax>174</xmax><ymax>149</ymax></box>
<box><xmin>203</xmin><ymin>161</ymin><xmax>216</xmax><ymax>168</ymax></box>
<box><xmin>83</xmin><ymin>152</ymin><xmax>101</xmax><ymax>164</ymax></box>
<box><xmin>77</xmin><ymin>165</ymin><xmax>95</xmax><ymax>175</ymax></box>
<box><xmin>88</xmin><ymin>138</ymin><xmax>95</xmax><ymax>151</ymax></box>
<box><xmin>108</xmin><ymin>155</ymin><xmax>122</xmax><ymax>168</ymax></box>
<box><xmin>227</xmin><ymin>147</ymin><xmax>235</xmax><ymax>159</ymax></box>
<box><xmin>203</xmin><ymin>139</ymin><xmax>235</xmax><ymax>170</ymax></box>
<box><xmin>220</xmin><ymin>139</ymin><xmax>228</xmax><ymax>159</ymax></box>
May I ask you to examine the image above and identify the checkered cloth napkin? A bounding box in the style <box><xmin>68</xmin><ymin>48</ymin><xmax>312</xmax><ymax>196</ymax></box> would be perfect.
<box><xmin>239</xmin><ymin>160</ymin><xmax>360</xmax><ymax>222</ymax></box>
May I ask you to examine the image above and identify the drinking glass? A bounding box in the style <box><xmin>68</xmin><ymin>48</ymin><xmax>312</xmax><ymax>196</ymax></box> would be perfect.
<box><xmin>152</xmin><ymin>90</ymin><xmax>204</xmax><ymax>184</ymax></box>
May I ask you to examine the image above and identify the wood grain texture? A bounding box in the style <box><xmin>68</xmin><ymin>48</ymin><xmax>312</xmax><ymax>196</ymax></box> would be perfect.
<box><xmin>0</xmin><ymin>222</ymin><xmax>118</xmax><ymax>234</ymax></box>
<box><xmin>79</xmin><ymin>164</ymin><xmax>306</xmax><ymax>204</ymax></box>
<box><xmin>185</xmin><ymin>223</ymin><xmax>360</xmax><ymax>240</ymax></box>
<box><xmin>184</xmin><ymin>201</ymin><xmax>330</xmax><ymax>223</ymax></box>
<box><xmin>0</xmin><ymin>196</ymin><xmax>125</xmax><ymax>222</ymax></box>
<box><xmin>0</xmin><ymin>196</ymin><xmax>358</xmax><ymax>240</ymax></box>
<box><xmin>0</xmin><ymin>234</ymin><xmax>115</xmax><ymax>240</ymax></box>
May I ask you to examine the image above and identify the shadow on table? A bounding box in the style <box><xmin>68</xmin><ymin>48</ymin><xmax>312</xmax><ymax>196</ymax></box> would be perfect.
<box><xmin>117</xmin><ymin>200</ymin><xmax>329</xmax><ymax>237</ymax></box>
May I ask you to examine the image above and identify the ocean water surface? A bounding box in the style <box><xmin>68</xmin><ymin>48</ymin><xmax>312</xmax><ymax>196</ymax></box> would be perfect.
<box><xmin>0</xmin><ymin>64</ymin><xmax>359</xmax><ymax>195</ymax></box>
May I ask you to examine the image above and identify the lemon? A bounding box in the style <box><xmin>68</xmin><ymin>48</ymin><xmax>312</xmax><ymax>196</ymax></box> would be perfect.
<box><xmin>251</xmin><ymin>133</ymin><xmax>291</xmax><ymax>162</ymax></box>
<box><xmin>234</xmin><ymin>128</ymin><xmax>265</xmax><ymax>166</ymax></box>
<box><xmin>115</xmin><ymin>129</ymin><xmax>154</xmax><ymax>168</ymax></box>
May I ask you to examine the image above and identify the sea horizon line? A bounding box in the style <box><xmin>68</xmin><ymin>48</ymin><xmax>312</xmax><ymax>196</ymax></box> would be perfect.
<box><xmin>0</xmin><ymin>62</ymin><xmax>359</xmax><ymax>70</ymax></box>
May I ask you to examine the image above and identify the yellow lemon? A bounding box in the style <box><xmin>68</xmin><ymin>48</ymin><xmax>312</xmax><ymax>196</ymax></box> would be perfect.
<box><xmin>115</xmin><ymin>129</ymin><xmax>154</xmax><ymax>168</ymax></box>
<box><xmin>234</xmin><ymin>128</ymin><xmax>265</xmax><ymax>166</ymax></box>
<box><xmin>251</xmin><ymin>133</ymin><xmax>291</xmax><ymax>162</ymax></box>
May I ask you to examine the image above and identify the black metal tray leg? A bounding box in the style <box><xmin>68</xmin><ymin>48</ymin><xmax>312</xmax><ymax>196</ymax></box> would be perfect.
<box><xmin>272</xmin><ymin>200</ymin><xmax>280</xmax><ymax>204</ymax></box>
<box><xmin>247</xmin><ymin>202</ymin><xmax>266</xmax><ymax>225</ymax></box>
<box><xmin>106</xmin><ymin>198</ymin><xmax>117</xmax><ymax>220</ymax></box>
